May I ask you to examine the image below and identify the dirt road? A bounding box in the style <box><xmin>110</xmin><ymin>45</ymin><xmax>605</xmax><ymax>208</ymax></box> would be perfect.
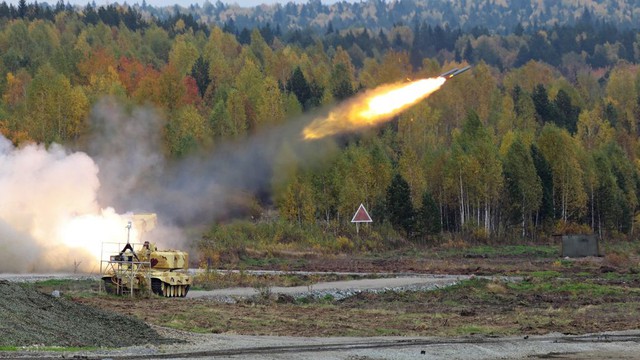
<box><xmin>12</xmin><ymin>329</ymin><xmax>639</xmax><ymax>359</ymax></box>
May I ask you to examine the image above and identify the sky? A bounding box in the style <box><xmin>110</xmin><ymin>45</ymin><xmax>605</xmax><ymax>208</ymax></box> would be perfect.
<box><xmin>13</xmin><ymin>0</ymin><xmax>349</xmax><ymax>8</ymax></box>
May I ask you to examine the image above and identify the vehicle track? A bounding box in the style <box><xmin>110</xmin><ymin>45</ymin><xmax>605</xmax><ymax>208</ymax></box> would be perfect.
<box><xmin>105</xmin><ymin>334</ymin><xmax>640</xmax><ymax>359</ymax></box>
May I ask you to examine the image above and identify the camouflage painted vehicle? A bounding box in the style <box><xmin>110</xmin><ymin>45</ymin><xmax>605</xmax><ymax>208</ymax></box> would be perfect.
<box><xmin>102</xmin><ymin>241</ymin><xmax>191</xmax><ymax>297</ymax></box>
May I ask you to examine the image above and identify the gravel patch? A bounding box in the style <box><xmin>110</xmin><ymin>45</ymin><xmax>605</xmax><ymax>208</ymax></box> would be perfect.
<box><xmin>0</xmin><ymin>280</ymin><xmax>170</xmax><ymax>347</ymax></box>
<box><xmin>189</xmin><ymin>275</ymin><xmax>519</xmax><ymax>303</ymax></box>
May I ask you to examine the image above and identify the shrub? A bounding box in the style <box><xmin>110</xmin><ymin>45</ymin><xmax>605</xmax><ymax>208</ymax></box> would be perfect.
<box><xmin>334</xmin><ymin>236</ymin><xmax>354</xmax><ymax>252</ymax></box>
<box><xmin>604</xmin><ymin>250</ymin><xmax>631</xmax><ymax>268</ymax></box>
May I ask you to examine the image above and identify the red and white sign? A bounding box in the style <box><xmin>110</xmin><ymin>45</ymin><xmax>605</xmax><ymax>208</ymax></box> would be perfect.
<box><xmin>351</xmin><ymin>203</ymin><xmax>372</xmax><ymax>223</ymax></box>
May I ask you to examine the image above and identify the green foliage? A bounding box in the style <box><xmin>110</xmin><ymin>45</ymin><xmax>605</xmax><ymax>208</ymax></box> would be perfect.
<box><xmin>199</xmin><ymin>220</ymin><xmax>338</xmax><ymax>258</ymax></box>
<box><xmin>530</xmin><ymin>144</ymin><xmax>554</xmax><ymax>226</ymax></box>
<box><xmin>330</xmin><ymin>62</ymin><xmax>354</xmax><ymax>101</ymax></box>
<box><xmin>286</xmin><ymin>66</ymin><xmax>312</xmax><ymax>109</ymax></box>
<box><xmin>436</xmin><ymin>244</ymin><xmax>558</xmax><ymax>258</ymax></box>
<box><xmin>190</xmin><ymin>56</ymin><xmax>210</xmax><ymax>98</ymax></box>
<box><xmin>386</xmin><ymin>173</ymin><xmax>416</xmax><ymax>237</ymax></box>
<box><xmin>503</xmin><ymin>137</ymin><xmax>541</xmax><ymax>236</ymax></box>
<box><xmin>528</xmin><ymin>270</ymin><xmax>562</xmax><ymax>279</ymax></box>
<box><xmin>416</xmin><ymin>191</ymin><xmax>441</xmax><ymax>239</ymax></box>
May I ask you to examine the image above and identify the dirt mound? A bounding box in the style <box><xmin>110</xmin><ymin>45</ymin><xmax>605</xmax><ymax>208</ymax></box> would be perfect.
<box><xmin>0</xmin><ymin>280</ymin><xmax>167</xmax><ymax>347</ymax></box>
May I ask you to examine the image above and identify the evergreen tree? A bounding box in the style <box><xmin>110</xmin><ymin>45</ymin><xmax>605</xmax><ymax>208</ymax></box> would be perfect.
<box><xmin>386</xmin><ymin>173</ymin><xmax>416</xmax><ymax>237</ymax></box>
<box><xmin>326</xmin><ymin>21</ymin><xmax>333</xmax><ymax>34</ymax></box>
<box><xmin>532</xmin><ymin>84</ymin><xmax>557</xmax><ymax>125</ymax></box>
<box><xmin>514</xmin><ymin>22</ymin><xmax>524</xmax><ymax>36</ymax></box>
<box><xmin>0</xmin><ymin>2</ymin><xmax>10</xmax><ymax>18</ymax></box>
<box><xmin>17</xmin><ymin>0</ymin><xmax>26</xmax><ymax>18</ymax></box>
<box><xmin>417</xmin><ymin>191</ymin><xmax>441</xmax><ymax>239</ymax></box>
<box><xmin>84</xmin><ymin>3</ymin><xmax>99</xmax><ymax>24</ymax></box>
<box><xmin>463</xmin><ymin>39</ymin><xmax>473</xmax><ymax>62</ymax></box>
<box><xmin>191</xmin><ymin>56</ymin><xmax>211</xmax><ymax>98</ymax></box>
<box><xmin>531</xmin><ymin>144</ymin><xmax>554</xmax><ymax>225</ymax></box>
<box><xmin>286</xmin><ymin>67</ymin><xmax>312</xmax><ymax>109</ymax></box>
<box><xmin>554</xmin><ymin>89</ymin><xmax>580</xmax><ymax>134</ymax></box>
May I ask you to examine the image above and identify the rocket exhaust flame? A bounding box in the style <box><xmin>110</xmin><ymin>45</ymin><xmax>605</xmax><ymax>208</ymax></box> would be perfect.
<box><xmin>303</xmin><ymin>76</ymin><xmax>446</xmax><ymax>140</ymax></box>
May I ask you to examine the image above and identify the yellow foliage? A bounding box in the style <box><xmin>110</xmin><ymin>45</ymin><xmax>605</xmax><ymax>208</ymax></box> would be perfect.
<box><xmin>334</xmin><ymin>236</ymin><xmax>354</xmax><ymax>253</ymax></box>
<box><xmin>553</xmin><ymin>220</ymin><xmax>592</xmax><ymax>235</ymax></box>
<box><xmin>486</xmin><ymin>281</ymin><xmax>507</xmax><ymax>294</ymax></box>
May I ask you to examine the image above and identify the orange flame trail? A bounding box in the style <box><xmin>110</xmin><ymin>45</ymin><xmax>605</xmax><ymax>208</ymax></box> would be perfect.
<box><xmin>303</xmin><ymin>76</ymin><xmax>446</xmax><ymax>140</ymax></box>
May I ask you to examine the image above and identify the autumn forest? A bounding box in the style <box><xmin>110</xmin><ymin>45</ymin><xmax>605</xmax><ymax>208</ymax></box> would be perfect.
<box><xmin>1</xmin><ymin>0</ymin><xmax>640</xmax><ymax>252</ymax></box>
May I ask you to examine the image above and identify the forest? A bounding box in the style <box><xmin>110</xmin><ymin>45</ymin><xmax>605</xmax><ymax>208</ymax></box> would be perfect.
<box><xmin>0</xmin><ymin>0</ymin><xmax>640</xmax><ymax>253</ymax></box>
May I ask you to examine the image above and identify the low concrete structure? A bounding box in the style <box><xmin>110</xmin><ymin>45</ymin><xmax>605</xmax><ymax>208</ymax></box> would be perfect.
<box><xmin>561</xmin><ymin>234</ymin><xmax>600</xmax><ymax>257</ymax></box>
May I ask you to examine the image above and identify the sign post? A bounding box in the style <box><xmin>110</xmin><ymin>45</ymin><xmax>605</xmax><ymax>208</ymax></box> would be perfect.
<box><xmin>351</xmin><ymin>203</ymin><xmax>373</xmax><ymax>235</ymax></box>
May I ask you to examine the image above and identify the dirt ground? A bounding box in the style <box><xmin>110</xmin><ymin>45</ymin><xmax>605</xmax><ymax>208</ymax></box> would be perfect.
<box><xmin>250</xmin><ymin>253</ymin><xmax>595</xmax><ymax>275</ymax></box>
<box><xmin>0</xmin><ymin>280</ymin><xmax>168</xmax><ymax>347</ymax></box>
<box><xmin>75</xmin><ymin>280</ymin><xmax>640</xmax><ymax>338</ymax></box>
<box><xmin>70</xmin><ymin>253</ymin><xmax>640</xmax><ymax>339</ymax></box>
<box><xmin>2</xmin><ymin>249</ymin><xmax>640</xmax><ymax>359</ymax></box>
<box><xmin>286</xmin><ymin>256</ymin><xmax>506</xmax><ymax>273</ymax></box>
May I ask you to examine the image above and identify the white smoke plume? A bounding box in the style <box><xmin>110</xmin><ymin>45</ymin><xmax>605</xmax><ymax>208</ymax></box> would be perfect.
<box><xmin>0</xmin><ymin>97</ymin><xmax>334</xmax><ymax>273</ymax></box>
<box><xmin>0</xmin><ymin>135</ymin><xmax>134</xmax><ymax>273</ymax></box>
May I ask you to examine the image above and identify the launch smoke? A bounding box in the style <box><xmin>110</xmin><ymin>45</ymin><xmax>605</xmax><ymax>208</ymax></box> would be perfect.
<box><xmin>0</xmin><ymin>135</ymin><xmax>130</xmax><ymax>272</ymax></box>
<box><xmin>0</xmin><ymin>98</ymin><xmax>329</xmax><ymax>273</ymax></box>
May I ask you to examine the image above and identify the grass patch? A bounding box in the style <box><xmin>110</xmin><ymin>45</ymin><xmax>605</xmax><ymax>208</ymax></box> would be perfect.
<box><xmin>508</xmin><ymin>278</ymin><xmax>638</xmax><ymax>298</ymax></box>
<box><xmin>455</xmin><ymin>325</ymin><xmax>495</xmax><ymax>335</ymax></box>
<box><xmin>435</xmin><ymin>244</ymin><xmax>558</xmax><ymax>259</ymax></box>
<box><xmin>528</xmin><ymin>270</ymin><xmax>562</xmax><ymax>279</ymax></box>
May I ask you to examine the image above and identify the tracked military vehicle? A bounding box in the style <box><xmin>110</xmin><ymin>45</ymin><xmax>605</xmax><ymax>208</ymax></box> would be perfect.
<box><xmin>101</xmin><ymin>216</ymin><xmax>191</xmax><ymax>297</ymax></box>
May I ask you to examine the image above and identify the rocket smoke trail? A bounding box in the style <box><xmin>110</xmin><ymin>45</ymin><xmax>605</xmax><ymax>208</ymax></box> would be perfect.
<box><xmin>87</xmin><ymin>99</ymin><xmax>331</xmax><ymax>227</ymax></box>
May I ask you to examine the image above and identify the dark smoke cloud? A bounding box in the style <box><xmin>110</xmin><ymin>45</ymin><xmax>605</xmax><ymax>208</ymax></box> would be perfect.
<box><xmin>0</xmin><ymin>98</ymin><xmax>336</xmax><ymax>273</ymax></box>
<box><xmin>87</xmin><ymin>98</ymin><xmax>336</xmax><ymax>227</ymax></box>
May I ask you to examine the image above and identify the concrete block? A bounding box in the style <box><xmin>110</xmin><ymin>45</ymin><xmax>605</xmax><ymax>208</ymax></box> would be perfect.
<box><xmin>561</xmin><ymin>234</ymin><xmax>599</xmax><ymax>257</ymax></box>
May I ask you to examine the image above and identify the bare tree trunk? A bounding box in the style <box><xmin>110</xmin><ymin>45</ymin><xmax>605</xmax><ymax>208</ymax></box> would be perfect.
<box><xmin>439</xmin><ymin>191</ymin><xmax>444</xmax><ymax>233</ymax></box>
<box><xmin>459</xmin><ymin>170</ymin><xmax>464</xmax><ymax>228</ymax></box>
<box><xmin>590</xmin><ymin>183</ymin><xmax>594</xmax><ymax>230</ymax></box>
<box><xmin>522</xmin><ymin>194</ymin><xmax>526</xmax><ymax>238</ymax></box>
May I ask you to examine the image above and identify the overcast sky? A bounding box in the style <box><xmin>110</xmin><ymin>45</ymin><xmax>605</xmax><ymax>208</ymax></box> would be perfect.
<box><xmin>16</xmin><ymin>0</ymin><xmax>346</xmax><ymax>7</ymax></box>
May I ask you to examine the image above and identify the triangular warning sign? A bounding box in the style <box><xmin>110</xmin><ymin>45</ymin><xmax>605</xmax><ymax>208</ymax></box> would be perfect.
<box><xmin>351</xmin><ymin>203</ymin><xmax>372</xmax><ymax>223</ymax></box>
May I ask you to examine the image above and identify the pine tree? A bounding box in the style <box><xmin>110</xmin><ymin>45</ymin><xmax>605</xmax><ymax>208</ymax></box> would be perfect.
<box><xmin>417</xmin><ymin>191</ymin><xmax>441</xmax><ymax>239</ymax></box>
<box><xmin>17</xmin><ymin>0</ymin><xmax>26</xmax><ymax>18</ymax></box>
<box><xmin>531</xmin><ymin>144</ymin><xmax>554</xmax><ymax>225</ymax></box>
<box><xmin>386</xmin><ymin>174</ymin><xmax>416</xmax><ymax>237</ymax></box>
<box><xmin>191</xmin><ymin>56</ymin><xmax>211</xmax><ymax>98</ymax></box>
<box><xmin>286</xmin><ymin>67</ymin><xmax>312</xmax><ymax>109</ymax></box>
